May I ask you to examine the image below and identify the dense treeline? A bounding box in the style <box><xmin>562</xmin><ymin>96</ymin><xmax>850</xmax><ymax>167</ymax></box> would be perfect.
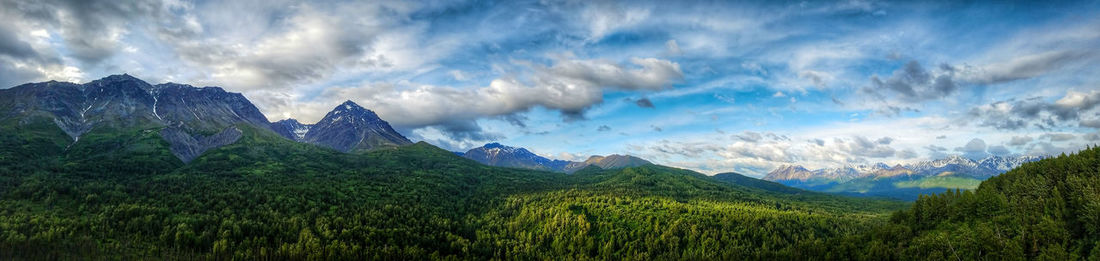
<box><xmin>853</xmin><ymin>145</ymin><xmax>1100</xmax><ymax>260</ymax></box>
<box><xmin>0</xmin><ymin>123</ymin><xmax>906</xmax><ymax>259</ymax></box>
<box><xmin>0</xmin><ymin>120</ymin><xmax>1097</xmax><ymax>260</ymax></box>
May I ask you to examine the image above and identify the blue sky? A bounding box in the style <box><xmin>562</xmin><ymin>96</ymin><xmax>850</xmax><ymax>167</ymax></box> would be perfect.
<box><xmin>1</xmin><ymin>0</ymin><xmax>1099</xmax><ymax>176</ymax></box>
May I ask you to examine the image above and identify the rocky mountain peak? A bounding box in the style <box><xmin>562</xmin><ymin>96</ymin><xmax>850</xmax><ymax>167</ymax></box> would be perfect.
<box><xmin>461</xmin><ymin>142</ymin><xmax>568</xmax><ymax>171</ymax></box>
<box><xmin>316</xmin><ymin>100</ymin><xmax>385</xmax><ymax>127</ymax></box>
<box><xmin>563</xmin><ymin>154</ymin><xmax>652</xmax><ymax>173</ymax></box>
<box><xmin>302</xmin><ymin>101</ymin><xmax>411</xmax><ymax>152</ymax></box>
<box><xmin>96</xmin><ymin>73</ymin><xmax>143</xmax><ymax>83</ymax></box>
<box><xmin>763</xmin><ymin>165</ymin><xmax>818</xmax><ymax>181</ymax></box>
<box><xmin>481</xmin><ymin>142</ymin><xmax>525</xmax><ymax>154</ymax></box>
<box><xmin>775</xmin><ymin>165</ymin><xmax>810</xmax><ymax>173</ymax></box>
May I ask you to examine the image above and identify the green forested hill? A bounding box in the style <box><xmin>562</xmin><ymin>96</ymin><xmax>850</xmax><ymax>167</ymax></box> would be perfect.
<box><xmin>0</xmin><ymin>122</ymin><xmax>907</xmax><ymax>260</ymax></box>
<box><xmin>3</xmin><ymin>117</ymin><xmax>1097</xmax><ymax>260</ymax></box>
<box><xmin>849</xmin><ymin>146</ymin><xmax>1100</xmax><ymax>260</ymax></box>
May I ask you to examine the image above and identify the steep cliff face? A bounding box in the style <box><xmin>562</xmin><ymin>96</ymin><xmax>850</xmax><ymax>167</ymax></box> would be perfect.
<box><xmin>150</xmin><ymin>83</ymin><xmax>271</xmax><ymax>133</ymax></box>
<box><xmin>80</xmin><ymin>74</ymin><xmax>163</xmax><ymax>129</ymax></box>
<box><xmin>0</xmin><ymin>75</ymin><xmax>273</xmax><ymax>163</ymax></box>
<box><xmin>148</xmin><ymin>83</ymin><xmax>275</xmax><ymax>162</ymax></box>
<box><xmin>0</xmin><ymin>75</ymin><xmax>166</xmax><ymax>137</ymax></box>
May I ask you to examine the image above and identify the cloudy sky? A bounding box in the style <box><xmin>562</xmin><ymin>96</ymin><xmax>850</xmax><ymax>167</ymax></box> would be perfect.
<box><xmin>2</xmin><ymin>0</ymin><xmax>1099</xmax><ymax>176</ymax></box>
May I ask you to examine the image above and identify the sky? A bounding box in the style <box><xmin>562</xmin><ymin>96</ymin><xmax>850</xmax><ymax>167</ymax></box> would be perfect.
<box><xmin>1</xmin><ymin>0</ymin><xmax>1099</xmax><ymax>176</ymax></box>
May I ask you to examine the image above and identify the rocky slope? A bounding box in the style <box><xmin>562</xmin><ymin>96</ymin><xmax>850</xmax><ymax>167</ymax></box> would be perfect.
<box><xmin>301</xmin><ymin>101</ymin><xmax>412</xmax><ymax>152</ymax></box>
<box><xmin>271</xmin><ymin>119</ymin><xmax>311</xmax><ymax>141</ymax></box>
<box><xmin>0</xmin><ymin>75</ymin><xmax>416</xmax><ymax>162</ymax></box>
<box><xmin>0</xmin><ymin>75</ymin><xmax>277</xmax><ymax>162</ymax></box>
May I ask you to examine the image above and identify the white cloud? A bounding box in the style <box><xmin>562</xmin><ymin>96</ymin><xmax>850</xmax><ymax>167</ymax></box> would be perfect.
<box><xmin>449</xmin><ymin>70</ymin><xmax>469</xmax><ymax>81</ymax></box>
<box><xmin>1040</xmin><ymin>133</ymin><xmax>1077</xmax><ymax>142</ymax></box>
<box><xmin>627</xmin><ymin>114</ymin><xmax>1079</xmax><ymax>176</ymax></box>
<box><xmin>954</xmin><ymin>138</ymin><xmax>988</xmax><ymax>159</ymax></box>
<box><xmin>957</xmin><ymin>50</ymin><xmax>1097</xmax><ymax>85</ymax></box>
<box><xmin>967</xmin><ymin>90</ymin><xmax>1100</xmax><ymax>130</ymax></box>
<box><xmin>261</xmin><ymin>56</ymin><xmax>682</xmax><ymax>143</ymax></box>
<box><xmin>576</xmin><ymin>1</ymin><xmax>650</xmax><ymax>41</ymax></box>
<box><xmin>663</xmin><ymin>39</ymin><xmax>682</xmax><ymax>56</ymax></box>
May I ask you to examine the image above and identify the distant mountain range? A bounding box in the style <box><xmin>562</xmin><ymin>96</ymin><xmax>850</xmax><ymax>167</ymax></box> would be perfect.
<box><xmin>763</xmin><ymin>155</ymin><xmax>1043</xmax><ymax>200</ymax></box>
<box><xmin>565</xmin><ymin>154</ymin><xmax>653</xmax><ymax>172</ymax></box>
<box><xmin>4</xmin><ymin>74</ymin><xmax>1040</xmax><ymax>200</ymax></box>
<box><xmin>0</xmin><ymin>74</ymin><xmax>411</xmax><ymax>162</ymax></box>
<box><xmin>459</xmin><ymin>143</ymin><xmax>652</xmax><ymax>173</ymax></box>
<box><xmin>460</xmin><ymin>142</ymin><xmax>572</xmax><ymax>171</ymax></box>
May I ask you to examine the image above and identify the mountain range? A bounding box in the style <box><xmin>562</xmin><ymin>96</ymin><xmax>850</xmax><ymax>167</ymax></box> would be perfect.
<box><xmin>0</xmin><ymin>74</ymin><xmax>410</xmax><ymax>162</ymax></box>
<box><xmin>459</xmin><ymin>142</ymin><xmax>652</xmax><ymax>173</ymax></box>
<box><xmin>1</xmin><ymin>74</ymin><xmax>1096</xmax><ymax>259</ymax></box>
<box><xmin>763</xmin><ymin>154</ymin><xmax>1042</xmax><ymax>200</ymax></box>
<box><xmin>0</xmin><ymin>74</ymin><xmax>1042</xmax><ymax>192</ymax></box>
<box><xmin>0</xmin><ymin>74</ymin><xmax>648</xmax><ymax>173</ymax></box>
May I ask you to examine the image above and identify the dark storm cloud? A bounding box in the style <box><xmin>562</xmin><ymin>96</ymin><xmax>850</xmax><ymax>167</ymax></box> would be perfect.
<box><xmin>635</xmin><ymin>97</ymin><xmax>655</xmax><ymax>108</ymax></box>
